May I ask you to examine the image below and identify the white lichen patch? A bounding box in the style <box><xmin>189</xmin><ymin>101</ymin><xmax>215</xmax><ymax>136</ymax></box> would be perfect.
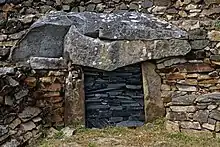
<box><xmin>147</xmin><ymin>52</ymin><xmax>152</xmax><ymax>59</ymax></box>
<box><xmin>131</xmin><ymin>20</ymin><xmax>140</xmax><ymax>23</ymax></box>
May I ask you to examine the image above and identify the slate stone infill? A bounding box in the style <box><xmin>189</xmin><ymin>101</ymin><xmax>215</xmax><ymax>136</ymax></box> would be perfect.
<box><xmin>12</xmin><ymin>12</ymin><xmax>191</xmax><ymax>71</ymax></box>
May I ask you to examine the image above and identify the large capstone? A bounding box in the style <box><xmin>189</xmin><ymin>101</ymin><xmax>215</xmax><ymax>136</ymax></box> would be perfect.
<box><xmin>12</xmin><ymin>11</ymin><xmax>190</xmax><ymax>71</ymax></box>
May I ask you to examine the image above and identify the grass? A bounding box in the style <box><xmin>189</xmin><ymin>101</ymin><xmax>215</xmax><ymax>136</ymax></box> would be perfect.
<box><xmin>53</xmin><ymin>131</ymin><xmax>65</xmax><ymax>139</ymax></box>
<box><xmin>32</xmin><ymin>119</ymin><xmax>220</xmax><ymax>147</ymax></box>
<box><xmin>215</xmin><ymin>20</ymin><xmax>220</xmax><ymax>30</ymax></box>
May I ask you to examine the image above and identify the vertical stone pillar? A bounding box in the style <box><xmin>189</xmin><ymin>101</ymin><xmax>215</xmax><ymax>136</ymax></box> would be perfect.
<box><xmin>64</xmin><ymin>65</ymin><xmax>85</xmax><ymax>126</ymax></box>
<box><xmin>141</xmin><ymin>61</ymin><xmax>165</xmax><ymax>122</ymax></box>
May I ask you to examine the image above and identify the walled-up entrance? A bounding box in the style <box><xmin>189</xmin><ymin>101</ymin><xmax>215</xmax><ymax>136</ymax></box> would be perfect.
<box><xmin>84</xmin><ymin>64</ymin><xmax>145</xmax><ymax>128</ymax></box>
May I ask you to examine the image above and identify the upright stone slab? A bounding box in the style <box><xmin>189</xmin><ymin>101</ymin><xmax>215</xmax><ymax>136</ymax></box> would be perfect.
<box><xmin>142</xmin><ymin>61</ymin><xmax>165</xmax><ymax>122</ymax></box>
<box><xmin>64</xmin><ymin>66</ymin><xmax>85</xmax><ymax>126</ymax></box>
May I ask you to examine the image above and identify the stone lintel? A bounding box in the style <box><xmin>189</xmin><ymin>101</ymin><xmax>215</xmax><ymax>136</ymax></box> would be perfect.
<box><xmin>12</xmin><ymin>12</ymin><xmax>190</xmax><ymax>71</ymax></box>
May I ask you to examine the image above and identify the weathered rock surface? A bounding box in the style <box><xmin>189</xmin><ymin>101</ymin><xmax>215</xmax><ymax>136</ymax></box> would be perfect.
<box><xmin>65</xmin><ymin>30</ymin><xmax>190</xmax><ymax>70</ymax></box>
<box><xmin>20</xmin><ymin>121</ymin><xmax>36</xmax><ymax>131</ymax></box>
<box><xmin>180</xmin><ymin>121</ymin><xmax>201</xmax><ymax>130</ymax></box>
<box><xmin>210</xmin><ymin>110</ymin><xmax>220</xmax><ymax>121</ymax></box>
<box><xmin>30</xmin><ymin>57</ymin><xmax>66</xmax><ymax>69</ymax></box>
<box><xmin>142</xmin><ymin>62</ymin><xmax>165</xmax><ymax>122</ymax></box>
<box><xmin>0</xmin><ymin>67</ymin><xmax>15</xmax><ymax>76</ymax></box>
<box><xmin>64</xmin><ymin>69</ymin><xmax>85</xmax><ymax>126</ymax></box>
<box><xmin>193</xmin><ymin>110</ymin><xmax>209</xmax><ymax>123</ymax></box>
<box><xmin>13</xmin><ymin>25</ymin><xmax>69</xmax><ymax>60</ymax></box>
<box><xmin>0</xmin><ymin>125</ymin><xmax>8</xmax><ymax>137</ymax></box>
<box><xmin>196</xmin><ymin>93</ymin><xmax>220</xmax><ymax>103</ymax></box>
<box><xmin>171</xmin><ymin>95</ymin><xmax>196</xmax><ymax>106</ymax></box>
<box><xmin>12</xmin><ymin>11</ymin><xmax>190</xmax><ymax>71</ymax></box>
<box><xmin>2</xmin><ymin>139</ymin><xmax>20</xmax><ymax>147</ymax></box>
<box><xmin>18</xmin><ymin>107</ymin><xmax>41</xmax><ymax>122</ymax></box>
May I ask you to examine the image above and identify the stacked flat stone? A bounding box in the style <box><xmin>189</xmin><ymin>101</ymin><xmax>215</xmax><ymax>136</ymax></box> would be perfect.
<box><xmin>0</xmin><ymin>0</ymin><xmax>220</xmax><ymax>146</ymax></box>
<box><xmin>165</xmin><ymin>93</ymin><xmax>220</xmax><ymax>135</ymax></box>
<box><xmin>156</xmin><ymin>55</ymin><xmax>220</xmax><ymax>134</ymax></box>
<box><xmin>0</xmin><ymin>66</ymin><xmax>66</xmax><ymax>146</ymax></box>
<box><xmin>84</xmin><ymin>64</ymin><xmax>144</xmax><ymax>128</ymax></box>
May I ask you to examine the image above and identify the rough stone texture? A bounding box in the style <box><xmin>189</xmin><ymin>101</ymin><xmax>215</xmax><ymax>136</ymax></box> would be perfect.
<box><xmin>196</xmin><ymin>93</ymin><xmax>220</xmax><ymax>103</ymax></box>
<box><xmin>30</xmin><ymin>57</ymin><xmax>67</xmax><ymax>70</ymax></box>
<box><xmin>180</xmin><ymin>121</ymin><xmax>201</xmax><ymax>130</ymax></box>
<box><xmin>12</xmin><ymin>25</ymin><xmax>69</xmax><ymax>60</ymax></box>
<box><xmin>190</xmin><ymin>40</ymin><xmax>209</xmax><ymax>50</ymax></box>
<box><xmin>202</xmin><ymin>123</ymin><xmax>215</xmax><ymax>131</ymax></box>
<box><xmin>61</xmin><ymin>127</ymin><xmax>76</xmax><ymax>137</ymax></box>
<box><xmin>65</xmin><ymin>31</ymin><xmax>191</xmax><ymax>70</ymax></box>
<box><xmin>84</xmin><ymin>64</ymin><xmax>144</xmax><ymax>128</ymax></box>
<box><xmin>193</xmin><ymin>110</ymin><xmax>209</xmax><ymax>123</ymax></box>
<box><xmin>0</xmin><ymin>67</ymin><xmax>15</xmax><ymax>76</ymax></box>
<box><xmin>176</xmin><ymin>84</ymin><xmax>197</xmax><ymax>92</ymax></box>
<box><xmin>0</xmin><ymin>67</ymin><xmax>65</xmax><ymax>146</ymax></box>
<box><xmin>18</xmin><ymin>107</ymin><xmax>41</xmax><ymax>122</ymax></box>
<box><xmin>210</xmin><ymin>110</ymin><xmax>220</xmax><ymax>121</ymax></box>
<box><xmin>64</xmin><ymin>66</ymin><xmax>85</xmax><ymax>126</ymax></box>
<box><xmin>142</xmin><ymin>61</ymin><xmax>165</xmax><ymax>122</ymax></box>
<box><xmin>2</xmin><ymin>139</ymin><xmax>20</xmax><ymax>147</ymax></box>
<box><xmin>171</xmin><ymin>95</ymin><xmax>196</xmax><ymax>106</ymax></box>
<box><xmin>166</xmin><ymin>111</ymin><xmax>187</xmax><ymax>121</ymax></box>
<box><xmin>160</xmin><ymin>63</ymin><xmax>215</xmax><ymax>73</ymax></box>
<box><xmin>170</xmin><ymin>106</ymin><xmax>196</xmax><ymax>113</ymax></box>
<box><xmin>164</xmin><ymin>92</ymin><xmax>220</xmax><ymax>133</ymax></box>
<box><xmin>20</xmin><ymin>121</ymin><xmax>36</xmax><ymax>131</ymax></box>
<box><xmin>12</xmin><ymin>12</ymin><xmax>190</xmax><ymax>70</ymax></box>
<box><xmin>1</xmin><ymin>0</ymin><xmax>220</xmax><ymax>143</ymax></box>
<box><xmin>208</xmin><ymin>31</ymin><xmax>220</xmax><ymax>41</ymax></box>
<box><xmin>166</xmin><ymin>121</ymin><xmax>180</xmax><ymax>132</ymax></box>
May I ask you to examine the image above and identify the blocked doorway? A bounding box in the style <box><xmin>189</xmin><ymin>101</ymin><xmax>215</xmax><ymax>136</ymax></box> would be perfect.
<box><xmin>84</xmin><ymin>63</ymin><xmax>145</xmax><ymax>128</ymax></box>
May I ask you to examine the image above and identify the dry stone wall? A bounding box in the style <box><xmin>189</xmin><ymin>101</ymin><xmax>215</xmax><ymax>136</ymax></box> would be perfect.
<box><xmin>0</xmin><ymin>64</ymin><xmax>67</xmax><ymax>146</ymax></box>
<box><xmin>1</xmin><ymin>0</ymin><xmax>220</xmax><ymax>146</ymax></box>
<box><xmin>156</xmin><ymin>56</ymin><xmax>220</xmax><ymax>134</ymax></box>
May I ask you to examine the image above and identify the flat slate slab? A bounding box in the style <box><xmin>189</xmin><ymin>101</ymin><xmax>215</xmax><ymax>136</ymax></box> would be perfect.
<box><xmin>12</xmin><ymin>11</ymin><xmax>190</xmax><ymax>71</ymax></box>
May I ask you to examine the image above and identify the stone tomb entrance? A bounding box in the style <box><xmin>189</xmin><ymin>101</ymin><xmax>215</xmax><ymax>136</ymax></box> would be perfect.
<box><xmin>11</xmin><ymin>12</ymin><xmax>190</xmax><ymax>129</ymax></box>
<box><xmin>84</xmin><ymin>64</ymin><xmax>145</xmax><ymax>128</ymax></box>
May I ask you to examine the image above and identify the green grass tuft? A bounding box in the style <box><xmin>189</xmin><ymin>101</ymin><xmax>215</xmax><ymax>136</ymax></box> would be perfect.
<box><xmin>54</xmin><ymin>131</ymin><xmax>64</xmax><ymax>139</ymax></box>
<box><xmin>88</xmin><ymin>142</ymin><xmax>98</xmax><ymax>147</ymax></box>
<box><xmin>215</xmin><ymin>20</ymin><xmax>220</xmax><ymax>30</ymax></box>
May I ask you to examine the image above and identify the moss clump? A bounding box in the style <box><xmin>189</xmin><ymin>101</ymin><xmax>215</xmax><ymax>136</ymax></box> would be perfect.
<box><xmin>215</xmin><ymin>20</ymin><xmax>220</xmax><ymax>30</ymax></box>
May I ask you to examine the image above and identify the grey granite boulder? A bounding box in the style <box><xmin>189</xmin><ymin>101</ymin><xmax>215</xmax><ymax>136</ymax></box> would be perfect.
<box><xmin>12</xmin><ymin>11</ymin><xmax>190</xmax><ymax>70</ymax></box>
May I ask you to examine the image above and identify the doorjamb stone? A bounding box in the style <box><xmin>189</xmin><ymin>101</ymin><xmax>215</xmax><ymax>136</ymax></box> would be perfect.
<box><xmin>141</xmin><ymin>61</ymin><xmax>165</xmax><ymax>122</ymax></box>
